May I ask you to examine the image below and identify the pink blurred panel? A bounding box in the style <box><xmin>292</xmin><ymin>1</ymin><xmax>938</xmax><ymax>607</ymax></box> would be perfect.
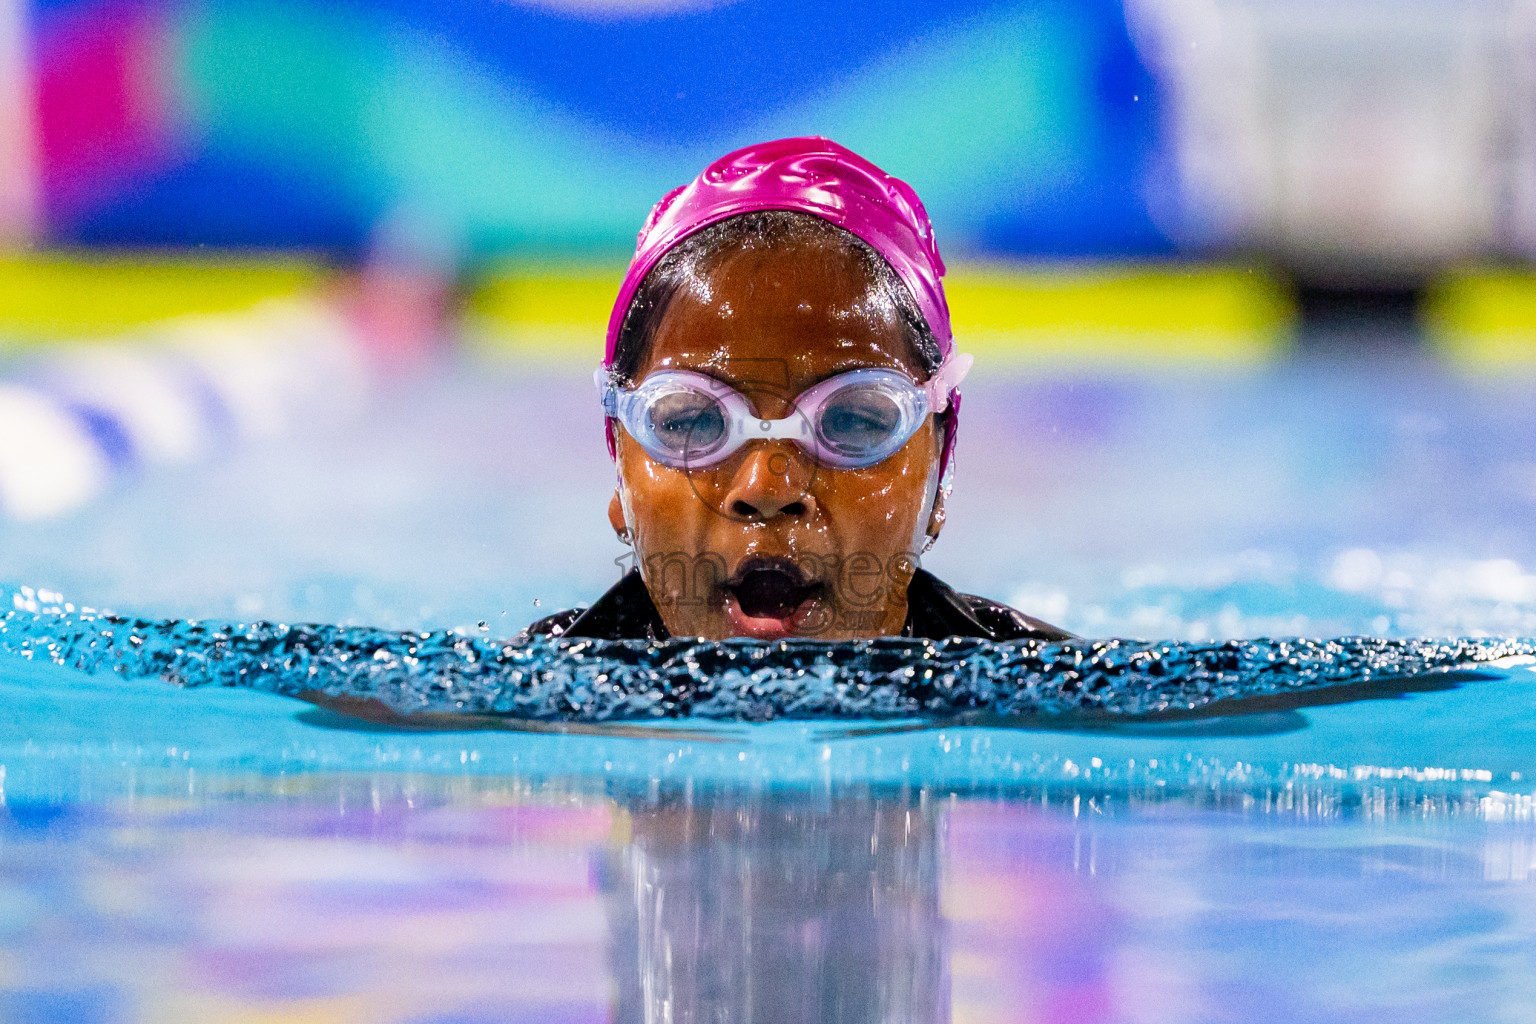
<box><xmin>0</xmin><ymin>0</ymin><xmax>36</xmax><ymax>241</ymax></box>
<box><xmin>35</xmin><ymin>2</ymin><xmax>177</xmax><ymax>210</ymax></box>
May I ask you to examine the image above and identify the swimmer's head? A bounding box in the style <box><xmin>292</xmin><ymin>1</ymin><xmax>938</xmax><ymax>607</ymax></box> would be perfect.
<box><xmin>599</xmin><ymin>138</ymin><xmax>970</xmax><ymax>640</ymax></box>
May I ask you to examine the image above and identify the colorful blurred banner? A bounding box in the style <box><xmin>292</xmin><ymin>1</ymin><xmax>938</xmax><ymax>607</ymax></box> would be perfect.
<box><xmin>18</xmin><ymin>0</ymin><xmax>1168</xmax><ymax>259</ymax></box>
<box><xmin>10</xmin><ymin>0</ymin><xmax>1536</xmax><ymax>286</ymax></box>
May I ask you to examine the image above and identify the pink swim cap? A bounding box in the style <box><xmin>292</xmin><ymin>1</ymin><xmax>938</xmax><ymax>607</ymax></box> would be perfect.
<box><xmin>604</xmin><ymin>136</ymin><xmax>963</xmax><ymax>478</ymax></box>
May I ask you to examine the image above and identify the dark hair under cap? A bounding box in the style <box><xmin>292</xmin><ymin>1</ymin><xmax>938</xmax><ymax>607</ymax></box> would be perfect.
<box><xmin>608</xmin><ymin>210</ymin><xmax>944</xmax><ymax>388</ymax></box>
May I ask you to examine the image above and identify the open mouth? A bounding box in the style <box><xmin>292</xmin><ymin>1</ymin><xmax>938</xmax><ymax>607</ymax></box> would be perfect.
<box><xmin>722</xmin><ymin>557</ymin><xmax>824</xmax><ymax>637</ymax></box>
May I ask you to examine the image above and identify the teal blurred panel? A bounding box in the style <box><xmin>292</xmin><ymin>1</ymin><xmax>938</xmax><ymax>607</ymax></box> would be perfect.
<box><xmin>176</xmin><ymin>1</ymin><xmax>685</xmax><ymax>252</ymax></box>
<box><xmin>749</xmin><ymin>6</ymin><xmax>1087</xmax><ymax>251</ymax></box>
<box><xmin>368</xmin><ymin>31</ymin><xmax>689</xmax><ymax>252</ymax></box>
<box><xmin>174</xmin><ymin>3</ymin><xmax>395</xmax><ymax>223</ymax></box>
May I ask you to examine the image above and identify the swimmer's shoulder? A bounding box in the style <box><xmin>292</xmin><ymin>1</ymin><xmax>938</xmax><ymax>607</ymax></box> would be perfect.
<box><xmin>515</xmin><ymin>569</ymin><xmax>1071</xmax><ymax>643</ymax></box>
<box><xmin>513</xmin><ymin>570</ymin><xmax>670</xmax><ymax>643</ymax></box>
<box><xmin>905</xmin><ymin>569</ymin><xmax>1075</xmax><ymax>642</ymax></box>
<box><xmin>512</xmin><ymin>606</ymin><xmax>586</xmax><ymax>643</ymax></box>
<box><xmin>952</xmin><ymin>592</ymin><xmax>1075</xmax><ymax>642</ymax></box>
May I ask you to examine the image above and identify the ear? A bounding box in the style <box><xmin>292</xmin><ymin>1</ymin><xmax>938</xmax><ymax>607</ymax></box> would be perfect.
<box><xmin>608</xmin><ymin>489</ymin><xmax>628</xmax><ymax>539</ymax></box>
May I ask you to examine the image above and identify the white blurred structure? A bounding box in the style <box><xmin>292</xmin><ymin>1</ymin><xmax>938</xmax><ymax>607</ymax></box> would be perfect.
<box><xmin>1127</xmin><ymin>0</ymin><xmax>1536</xmax><ymax>282</ymax></box>
<box><xmin>0</xmin><ymin>298</ymin><xmax>371</xmax><ymax>521</ymax></box>
<box><xmin>0</xmin><ymin>384</ymin><xmax>109</xmax><ymax>519</ymax></box>
<box><xmin>0</xmin><ymin>0</ymin><xmax>37</xmax><ymax>244</ymax></box>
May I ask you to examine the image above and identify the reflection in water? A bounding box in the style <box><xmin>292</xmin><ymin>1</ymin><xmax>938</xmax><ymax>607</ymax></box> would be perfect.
<box><xmin>944</xmin><ymin>802</ymin><xmax>1115</xmax><ymax>1024</ymax></box>
<box><xmin>2</xmin><ymin>777</ymin><xmax>1532</xmax><ymax>1022</ymax></box>
<box><xmin>602</xmin><ymin>789</ymin><xmax>1118</xmax><ymax>1024</ymax></box>
<box><xmin>608</xmin><ymin>788</ymin><xmax>949</xmax><ymax>1024</ymax></box>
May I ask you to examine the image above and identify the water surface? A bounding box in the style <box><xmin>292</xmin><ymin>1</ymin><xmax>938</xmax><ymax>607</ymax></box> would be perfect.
<box><xmin>4</xmin><ymin>354</ymin><xmax>1536</xmax><ymax>1022</ymax></box>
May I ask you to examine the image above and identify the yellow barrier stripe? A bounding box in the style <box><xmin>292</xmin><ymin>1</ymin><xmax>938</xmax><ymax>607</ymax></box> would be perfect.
<box><xmin>467</xmin><ymin>263</ymin><xmax>624</xmax><ymax>331</ymax></box>
<box><xmin>0</xmin><ymin>252</ymin><xmax>324</xmax><ymax>344</ymax></box>
<box><xmin>0</xmin><ymin>252</ymin><xmax>1300</xmax><ymax>366</ymax></box>
<box><xmin>946</xmin><ymin>262</ymin><xmax>1293</xmax><ymax>365</ymax></box>
<box><xmin>465</xmin><ymin>261</ymin><xmax>1295</xmax><ymax>367</ymax></box>
<box><xmin>462</xmin><ymin>262</ymin><xmax>621</xmax><ymax>363</ymax></box>
<box><xmin>1424</xmin><ymin>268</ymin><xmax>1536</xmax><ymax>369</ymax></box>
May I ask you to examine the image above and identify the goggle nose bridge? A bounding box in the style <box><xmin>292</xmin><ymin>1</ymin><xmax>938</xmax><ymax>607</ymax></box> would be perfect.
<box><xmin>733</xmin><ymin>407</ymin><xmax>814</xmax><ymax>443</ymax></box>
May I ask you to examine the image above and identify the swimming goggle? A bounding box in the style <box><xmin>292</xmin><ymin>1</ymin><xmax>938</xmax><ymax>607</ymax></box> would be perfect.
<box><xmin>596</xmin><ymin>353</ymin><xmax>972</xmax><ymax>471</ymax></box>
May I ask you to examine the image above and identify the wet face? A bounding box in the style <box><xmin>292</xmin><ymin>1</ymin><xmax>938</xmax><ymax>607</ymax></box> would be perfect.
<box><xmin>607</xmin><ymin>237</ymin><xmax>944</xmax><ymax>640</ymax></box>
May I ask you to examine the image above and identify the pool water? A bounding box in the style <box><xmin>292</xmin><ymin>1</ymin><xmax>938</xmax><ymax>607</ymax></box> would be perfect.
<box><xmin>3</xmin><ymin>350</ymin><xmax>1536</xmax><ymax>1022</ymax></box>
<box><xmin>6</xmin><ymin>783</ymin><xmax>1534</xmax><ymax>1024</ymax></box>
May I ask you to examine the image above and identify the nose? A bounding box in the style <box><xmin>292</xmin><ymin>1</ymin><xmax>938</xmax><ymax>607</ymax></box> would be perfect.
<box><xmin>722</xmin><ymin>442</ymin><xmax>815</xmax><ymax>521</ymax></box>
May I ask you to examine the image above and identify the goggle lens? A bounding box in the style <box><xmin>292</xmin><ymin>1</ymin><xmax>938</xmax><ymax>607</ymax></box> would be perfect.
<box><xmin>598</xmin><ymin>355</ymin><xmax>970</xmax><ymax>471</ymax></box>
<box><xmin>646</xmin><ymin>389</ymin><xmax>727</xmax><ymax>455</ymax></box>
<box><xmin>816</xmin><ymin>385</ymin><xmax>903</xmax><ymax>458</ymax></box>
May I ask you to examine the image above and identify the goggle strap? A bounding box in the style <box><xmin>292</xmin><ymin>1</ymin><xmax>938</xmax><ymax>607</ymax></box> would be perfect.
<box><xmin>926</xmin><ymin>352</ymin><xmax>973</xmax><ymax>414</ymax></box>
<box><xmin>593</xmin><ymin>367</ymin><xmax>619</xmax><ymax>416</ymax></box>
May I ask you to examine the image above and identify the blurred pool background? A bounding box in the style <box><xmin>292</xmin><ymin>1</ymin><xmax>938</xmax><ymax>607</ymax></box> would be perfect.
<box><xmin>4</xmin><ymin>1</ymin><xmax>1536</xmax><ymax>1022</ymax></box>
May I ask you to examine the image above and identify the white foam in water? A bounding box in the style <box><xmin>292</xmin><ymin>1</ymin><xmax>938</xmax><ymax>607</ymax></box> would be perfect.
<box><xmin>4</xmin><ymin>583</ymin><xmax>1530</xmax><ymax>724</ymax></box>
<box><xmin>1329</xmin><ymin>548</ymin><xmax>1536</xmax><ymax>635</ymax></box>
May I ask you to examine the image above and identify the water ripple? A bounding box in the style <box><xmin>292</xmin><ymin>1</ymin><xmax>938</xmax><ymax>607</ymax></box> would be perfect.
<box><xmin>2</xmin><ymin>586</ymin><xmax>1531</xmax><ymax>723</ymax></box>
